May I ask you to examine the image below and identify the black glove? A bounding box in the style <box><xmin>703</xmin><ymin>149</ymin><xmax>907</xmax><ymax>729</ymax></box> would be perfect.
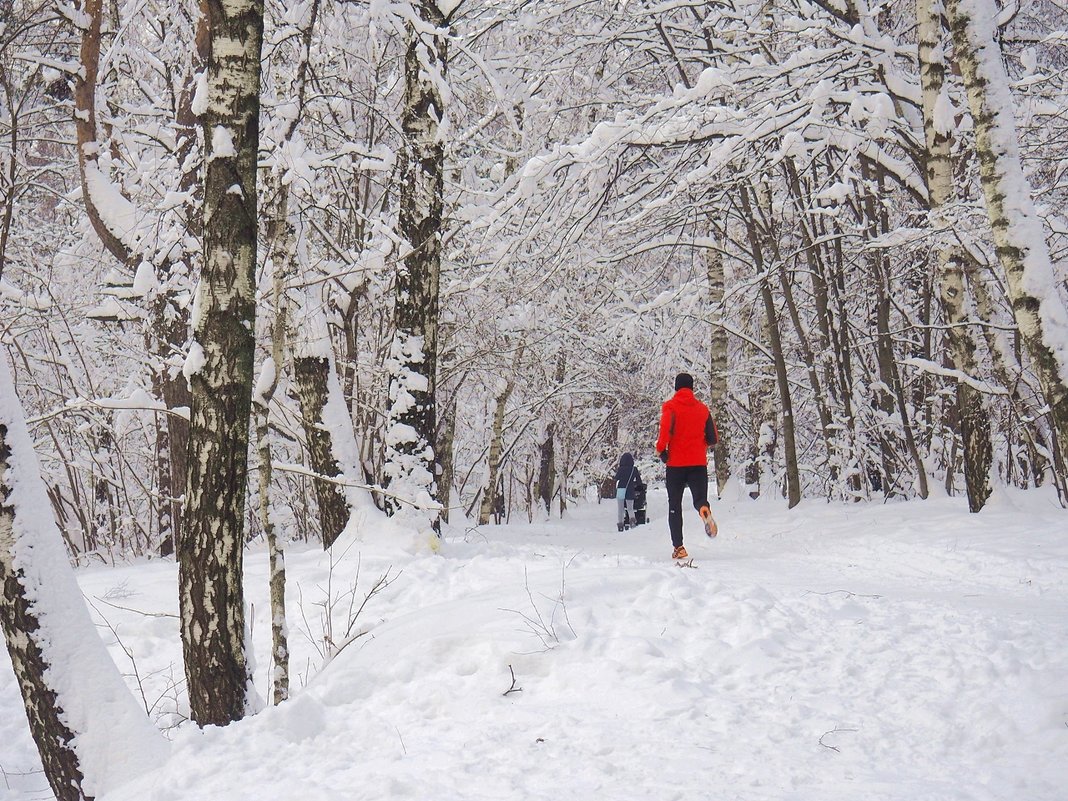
<box><xmin>659</xmin><ymin>450</ymin><xmax>669</xmax><ymax>464</ymax></box>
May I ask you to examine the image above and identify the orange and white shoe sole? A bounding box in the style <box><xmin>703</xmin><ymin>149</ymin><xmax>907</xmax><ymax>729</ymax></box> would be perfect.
<box><xmin>700</xmin><ymin>507</ymin><xmax>718</xmax><ymax>538</ymax></box>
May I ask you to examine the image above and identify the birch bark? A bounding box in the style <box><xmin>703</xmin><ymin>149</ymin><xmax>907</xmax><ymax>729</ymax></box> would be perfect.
<box><xmin>1</xmin><ymin>425</ymin><xmax>88</xmax><ymax>801</ymax></box>
<box><xmin>293</xmin><ymin>353</ymin><xmax>351</xmax><ymax>548</ymax></box>
<box><xmin>384</xmin><ymin>0</ymin><xmax>448</xmax><ymax>530</ymax></box>
<box><xmin>918</xmin><ymin>0</ymin><xmax>993</xmax><ymax>511</ymax></box>
<box><xmin>253</xmin><ymin>236</ymin><xmax>289</xmax><ymax>704</ymax></box>
<box><xmin>1</xmin><ymin>359</ymin><xmax>166</xmax><ymax>801</ymax></box>
<box><xmin>945</xmin><ymin>0</ymin><xmax>1068</xmax><ymax>489</ymax></box>
<box><xmin>180</xmin><ymin>0</ymin><xmax>264</xmax><ymax>727</ymax></box>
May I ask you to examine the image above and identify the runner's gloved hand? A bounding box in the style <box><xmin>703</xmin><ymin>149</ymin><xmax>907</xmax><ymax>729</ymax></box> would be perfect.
<box><xmin>659</xmin><ymin>450</ymin><xmax>669</xmax><ymax>464</ymax></box>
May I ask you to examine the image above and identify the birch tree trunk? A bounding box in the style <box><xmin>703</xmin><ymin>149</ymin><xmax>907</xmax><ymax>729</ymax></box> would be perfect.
<box><xmin>1</xmin><ymin>359</ymin><xmax>165</xmax><ymax>801</ymax></box>
<box><xmin>180</xmin><ymin>0</ymin><xmax>264</xmax><ymax>727</ymax></box>
<box><xmin>918</xmin><ymin>0</ymin><xmax>992</xmax><ymax>511</ymax></box>
<box><xmin>262</xmin><ymin>0</ymin><xmax>347</xmax><ymax>549</ymax></box>
<box><xmin>293</xmin><ymin>354</ymin><xmax>351</xmax><ymax>548</ymax></box>
<box><xmin>2</xmin><ymin>429</ymin><xmax>87</xmax><ymax>800</ymax></box>
<box><xmin>706</xmin><ymin>242</ymin><xmax>731</xmax><ymax>495</ymax></box>
<box><xmin>384</xmin><ymin>0</ymin><xmax>447</xmax><ymax>529</ymax></box>
<box><xmin>254</xmin><ymin>226</ymin><xmax>289</xmax><ymax>704</ymax></box>
<box><xmin>945</xmin><ymin>0</ymin><xmax>1068</xmax><ymax>493</ymax></box>
<box><xmin>253</xmin><ymin>0</ymin><xmax>318</xmax><ymax>673</ymax></box>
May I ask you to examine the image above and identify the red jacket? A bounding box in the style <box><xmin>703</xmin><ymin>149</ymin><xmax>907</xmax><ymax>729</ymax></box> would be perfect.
<box><xmin>655</xmin><ymin>388</ymin><xmax>718</xmax><ymax>467</ymax></box>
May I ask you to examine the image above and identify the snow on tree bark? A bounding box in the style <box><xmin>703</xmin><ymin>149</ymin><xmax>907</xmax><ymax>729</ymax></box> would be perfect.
<box><xmin>255</xmin><ymin>206</ymin><xmax>290</xmax><ymax>703</ymax></box>
<box><xmin>945</xmin><ymin>0</ymin><xmax>1068</xmax><ymax>491</ymax></box>
<box><xmin>74</xmin><ymin>0</ymin><xmax>136</xmax><ymax>264</ymax></box>
<box><xmin>293</xmin><ymin>355</ymin><xmax>351</xmax><ymax>548</ymax></box>
<box><xmin>918</xmin><ymin>0</ymin><xmax>992</xmax><ymax>512</ymax></box>
<box><xmin>384</xmin><ymin>0</ymin><xmax>448</xmax><ymax>531</ymax></box>
<box><xmin>291</xmin><ymin>292</ymin><xmax>371</xmax><ymax>541</ymax></box>
<box><xmin>254</xmin><ymin>347</ymin><xmax>288</xmax><ymax>704</ymax></box>
<box><xmin>180</xmin><ymin>0</ymin><xmax>264</xmax><ymax>727</ymax></box>
<box><xmin>262</xmin><ymin>0</ymin><xmax>351</xmax><ymax>551</ymax></box>
<box><xmin>1</xmin><ymin>429</ymin><xmax>87</xmax><ymax>800</ymax></box>
<box><xmin>1</xmin><ymin>358</ymin><xmax>166</xmax><ymax>800</ymax></box>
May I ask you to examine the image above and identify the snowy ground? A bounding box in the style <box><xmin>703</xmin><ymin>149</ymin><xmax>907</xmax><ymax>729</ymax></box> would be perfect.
<box><xmin>2</xmin><ymin>485</ymin><xmax>1067</xmax><ymax>801</ymax></box>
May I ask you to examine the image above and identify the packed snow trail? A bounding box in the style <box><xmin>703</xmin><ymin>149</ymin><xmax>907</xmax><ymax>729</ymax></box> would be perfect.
<box><xmin>1</xmin><ymin>487</ymin><xmax>1066</xmax><ymax>800</ymax></box>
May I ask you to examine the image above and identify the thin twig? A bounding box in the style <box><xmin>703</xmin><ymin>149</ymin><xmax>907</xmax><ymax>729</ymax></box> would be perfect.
<box><xmin>803</xmin><ymin>589</ymin><xmax>882</xmax><ymax>599</ymax></box>
<box><xmin>819</xmin><ymin>726</ymin><xmax>857</xmax><ymax>753</ymax></box>
<box><xmin>92</xmin><ymin>595</ymin><xmax>179</xmax><ymax>618</ymax></box>
<box><xmin>503</xmin><ymin>664</ymin><xmax>523</xmax><ymax>696</ymax></box>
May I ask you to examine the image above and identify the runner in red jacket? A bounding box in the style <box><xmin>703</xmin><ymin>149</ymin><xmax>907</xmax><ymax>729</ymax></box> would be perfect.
<box><xmin>655</xmin><ymin>372</ymin><xmax>719</xmax><ymax>559</ymax></box>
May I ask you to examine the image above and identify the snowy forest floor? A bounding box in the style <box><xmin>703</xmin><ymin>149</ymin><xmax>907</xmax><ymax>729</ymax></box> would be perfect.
<box><xmin>2</xmin><ymin>486</ymin><xmax>1067</xmax><ymax>801</ymax></box>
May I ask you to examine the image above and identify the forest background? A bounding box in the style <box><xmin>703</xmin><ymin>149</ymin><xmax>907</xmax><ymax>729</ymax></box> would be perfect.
<box><xmin>3</xmin><ymin>0</ymin><xmax>1068</xmax><ymax>560</ymax></box>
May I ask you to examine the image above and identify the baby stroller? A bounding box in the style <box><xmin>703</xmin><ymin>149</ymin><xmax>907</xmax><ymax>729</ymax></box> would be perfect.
<box><xmin>623</xmin><ymin>479</ymin><xmax>648</xmax><ymax>528</ymax></box>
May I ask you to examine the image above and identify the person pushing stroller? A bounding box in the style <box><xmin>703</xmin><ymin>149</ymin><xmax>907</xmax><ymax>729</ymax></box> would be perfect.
<box><xmin>614</xmin><ymin>452</ymin><xmax>643</xmax><ymax>531</ymax></box>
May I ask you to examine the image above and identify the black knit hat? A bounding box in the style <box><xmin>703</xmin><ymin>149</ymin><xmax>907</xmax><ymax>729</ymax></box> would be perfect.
<box><xmin>674</xmin><ymin>372</ymin><xmax>694</xmax><ymax>391</ymax></box>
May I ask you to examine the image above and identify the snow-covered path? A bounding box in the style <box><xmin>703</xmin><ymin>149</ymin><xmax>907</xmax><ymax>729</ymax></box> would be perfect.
<box><xmin>2</xmin><ymin>487</ymin><xmax>1067</xmax><ymax>800</ymax></box>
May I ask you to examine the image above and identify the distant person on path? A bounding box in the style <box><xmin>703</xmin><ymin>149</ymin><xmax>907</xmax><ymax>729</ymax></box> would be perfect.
<box><xmin>655</xmin><ymin>372</ymin><xmax>719</xmax><ymax>560</ymax></box>
<box><xmin>614</xmin><ymin>452</ymin><xmax>642</xmax><ymax>531</ymax></box>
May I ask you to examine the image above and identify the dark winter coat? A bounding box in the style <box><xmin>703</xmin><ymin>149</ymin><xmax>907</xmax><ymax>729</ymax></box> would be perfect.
<box><xmin>614</xmin><ymin>452</ymin><xmax>642</xmax><ymax>500</ymax></box>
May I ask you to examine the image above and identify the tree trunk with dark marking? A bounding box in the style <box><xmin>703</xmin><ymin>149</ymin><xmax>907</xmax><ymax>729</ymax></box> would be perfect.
<box><xmin>180</xmin><ymin>0</ymin><xmax>264</xmax><ymax>727</ymax></box>
<box><xmin>384</xmin><ymin>0</ymin><xmax>448</xmax><ymax>530</ymax></box>
<box><xmin>293</xmin><ymin>356</ymin><xmax>350</xmax><ymax>548</ymax></box>
<box><xmin>946</xmin><ymin>0</ymin><xmax>1068</xmax><ymax>504</ymax></box>
<box><xmin>918</xmin><ymin>0</ymin><xmax>992</xmax><ymax>511</ymax></box>
<box><xmin>1</xmin><ymin>428</ymin><xmax>88</xmax><ymax>801</ymax></box>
